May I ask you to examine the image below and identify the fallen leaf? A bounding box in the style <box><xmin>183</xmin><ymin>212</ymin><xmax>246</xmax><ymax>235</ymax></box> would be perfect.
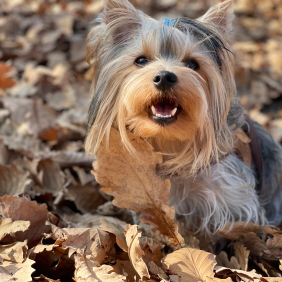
<box><xmin>0</xmin><ymin>196</ymin><xmax>51</xmax><ymax>247</ymax></box>
<box><xmin>215</xmin><ymin>267</ymin><xmax>263</xmax><ymax>281</ymax></box>
<box><xmin>240</xmin><ymin>232</ymin><xmax>267</xmax><ymax>257</ymax></box>
<box><xmin>92</xmin><ymin>128</ymin><xmax>185</xmax><ymax>248</ymax></box>
<box><xmin>125</xmin><ymin>225</ymin><xmax>150</xmax><ymax>280</ymax></box>
<box><xmin>0</xmin><ymin>164</ymin><xmax>31</xmax><ymax>196</ymax></box>
<box><xmin>0</xmin><ymin>63</ymin><xmax>16</xmax><ymax>90</ymax></box>
<box><xmin>37</xmin><ymin>159</ymin><xmax>64</xmax><ymax>195</ymax></box>
<box><xmin>216</xmin><ymin>251</ymin><xmax>240</xmax><ymax>270</ymax></box>
<box><xmin>67</xmin><ymin>181</ymin><xmax>105</xmax><ymax>214</ymax></box>
<box><xmin>162</xmin><ymin>248</ymin><xmax>217</xmax><ymax>282</ymax></box>
<box><xmin>0</xmin><ymin>240</ymin><xmax>28</xmax><ymax>263</ymax></box>
<box><xmin>0</xmin><ymin>218</ymin><xmax>30</xmax><ymax>241</ymax></box>
<box><xmin>218</xmin><ymin>221</ymin><xmax>262</xmax><ymax>241</ymax></box>
<box><xmin>74</xmin><ymin>253</ymin><xmax>127</xmax><ymax>282</ymax></box>
<box><xmin>0</xmin><ymin>258</ymin><xmax>35</xmax><ymax>282</ymax></box>
<box><xmin>51</xmin><ymin>224</ymin><xmax>115</xmax><ymax>262</ymax></box>
<box><xmin>148</xmin><ymin>261</ymin><xmax>169</xmax><ymax>281</ymax></box>
<box><xmin>100</xmin><ymin>218</ymin><xmax>128</xmax><ymax>252</ymax></box>
<box><xmin>233</xmin><ymin>241</ymin><xmax>250</xmax><ymax>271</ymax></box>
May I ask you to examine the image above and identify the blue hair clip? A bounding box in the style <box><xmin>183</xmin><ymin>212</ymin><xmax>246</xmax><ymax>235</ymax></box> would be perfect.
<box><xmin>164</xmin><ymin>17</ymin><xmax>176</xmax><ymax>27</ymax></box>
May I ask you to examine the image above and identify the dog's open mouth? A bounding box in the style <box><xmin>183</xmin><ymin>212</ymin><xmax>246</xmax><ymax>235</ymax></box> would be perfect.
<box><xmin>149</xmin><ymin>99</ymin><xmax>182</xmax><ymax>126</ymax></box>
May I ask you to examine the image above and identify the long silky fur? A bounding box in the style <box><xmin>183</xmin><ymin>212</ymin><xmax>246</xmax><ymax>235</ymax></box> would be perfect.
<box><xmin>170</xmin><ymin>154</ymin><xmax>265</xmax><ymax>234</ymax></box>
<box><xmin>86</xmin><ymin>0</ymin><xmax>236</xmax><ymax>175</ymax></box>
<box><xmin>85</xmin><ymin>0</ymin><xmax>282</xmax><ymax>234</ymax></box>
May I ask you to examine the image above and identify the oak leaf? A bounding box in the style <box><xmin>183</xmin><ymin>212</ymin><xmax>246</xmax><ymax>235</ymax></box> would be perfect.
<box><xmin>92</xmin><ymin>127</ymin><xmax>184</xmax><ymax>248</ymax></box>
<box><xmin>100</xmin><ymin>218</ymin><xmax>128</xmax><ymax>252</ymax></box>
<box><xmin>0</xmin><ymin>258</ymin><xmax>35</xmax><ymax>282</ymax></box>
<box><xmin>162</xmin><ymin>248</ymin><xmax>217</xmax><ymax>282</ymax></box>
<box><xmin>0</xmin><ymin>240</ymin><xmax>28</xmax><ymax>263</ymax></box>
<box><xmin>215</xmin><ymin>267</ymin><xmax>263</xmax><ymax>281</ymax></box>
<box><xmin>0</xmin><ymin>196</ymin><xmax>51</xmax><ymax>247</ymax></box>
<box><xmin>125</xmin><ymin>225</ymin><xmax>150</xmax><ymax>280</ymax></box>
<box><xmin>74</xmin><ymin>252</ymin><xmax>127</xmax><ymax>282</ymax></box>
<box><xmin>51</xmin><ymin>224</ymin><xmax>115</xmax><ymax>263</ymax></box>
<box><xmin>0</xmin><ymin>164</ymin><xmax>31</xmax><ymax>196</ymax></box>
<box><xmin>218</xmin><ymin>221</ymin><xmax>262</xmax><ymax>241</ymax></box>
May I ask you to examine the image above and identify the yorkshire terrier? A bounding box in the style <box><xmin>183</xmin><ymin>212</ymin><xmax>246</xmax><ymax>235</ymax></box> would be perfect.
<box><xmin>85</xmin><ymin>0</ymin><xmax>282</xmax><ymax>234</ymax></box>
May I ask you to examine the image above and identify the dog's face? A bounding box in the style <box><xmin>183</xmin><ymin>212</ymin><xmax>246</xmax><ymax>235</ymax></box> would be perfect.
<box><xmin>86</xmin><ymin>0</ymin><xmax>238</xmax><ymax>174</ymax></box>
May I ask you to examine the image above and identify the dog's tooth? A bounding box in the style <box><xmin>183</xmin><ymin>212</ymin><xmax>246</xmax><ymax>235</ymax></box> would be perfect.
<box><xmin>156</xmin><ymin>114</ymin><xmax>161</xmax><ymax>117</ymax></box>
<box><xmin>168</xmin><ymin>115</ymin><xmax>171</xmax><ymax>117</ymax></box>
<box><xmin>171</xmin><ymin>108</ymin><xmax>177</xmax><ymax>116</ymax></box>
<box><xmin>151</xmin><ymin>106</ymin><xmax>156</xmax><ymax>115</ymax></box>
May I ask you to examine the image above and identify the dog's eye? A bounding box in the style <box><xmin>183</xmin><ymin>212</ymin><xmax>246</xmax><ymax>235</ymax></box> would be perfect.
<box><xmin>135</xmin><ymin>57</ymin><xmax>148</xmax><ymax>66</ymax></box>
<box><xmin>186</xmin><ymin>60</ymin><xmax>199</xmax><ymax>70</ymax></box>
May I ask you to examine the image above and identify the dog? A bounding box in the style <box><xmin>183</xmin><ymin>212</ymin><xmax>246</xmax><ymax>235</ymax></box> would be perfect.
<box><xmin>85</xmin><ymin>0</ymin><xmax>282</xmax><ymax>234</ymax></box>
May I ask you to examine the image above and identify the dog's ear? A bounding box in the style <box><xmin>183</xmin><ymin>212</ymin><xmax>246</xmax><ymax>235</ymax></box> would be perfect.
<box><xmin>103</xmin><ymin>0</ymin><xmax>136</xmax><ymax>16</ymax></box>
<box><xmin>198</xmin><ymin>0</ymin><xmax>234</xmax><ymax>41</ymax></box>
<box><xmin>101</xmin><ymin>0</ymin><xmax>142</xmax><ymax>42</ymax></box>
<box><xmin>86</xmin><ymin>0</ymin><xmax>141</xmax><ymax>64</ymax></box>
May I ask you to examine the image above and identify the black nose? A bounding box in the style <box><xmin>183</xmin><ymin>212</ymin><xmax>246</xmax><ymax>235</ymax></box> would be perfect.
<box><xmin>153</xmin><ymin>71</ymin><xmax>177</xmax><ymax>91</ymax></box>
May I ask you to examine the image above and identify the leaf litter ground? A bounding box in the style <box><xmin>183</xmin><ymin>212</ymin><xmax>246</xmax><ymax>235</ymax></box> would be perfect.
<box><xmin>1</xmin><ymin>0</ymin><xmax>282</xmax><ymax>281</ymax></box>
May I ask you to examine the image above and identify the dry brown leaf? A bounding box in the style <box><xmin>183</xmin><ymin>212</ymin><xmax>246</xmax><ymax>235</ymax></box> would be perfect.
<box><xmin>92</xmin><ymin>127</ymin><xmax>184</xmax><ymax>248</ymax></box>
<box><xmin>125</xmin><ymin>225</ymin><xmax>150</xmax><ymax>280</ymax></box>
<box><xmin>259</xmin><ymin>258</ymin><xmax>282</xmax><ymax>277</ymax></box>
<box><xmin>216</xmin><ymin>251</ymin><xmax>240</xmax><ymax>270</ymax></box>
<box><xmin>1</xmin><ymin>135</ymin><xmax>43</xmax><ymax>159</ymax></box>
<box><xmin>45</xmin><ymin>87</ymin><xmax>75</xmax><ymax>111</ymax></box>
<box><xmin>100</xmin><ymin>218</ymin><xmax>128</xmax><ymax>252</ymax></box>
<box><xmin>73</xmin><ymin>166</ymin><xmax>95</xmax><ymax>186</ymax></box>
<box><xmin>205</xmin><ymin>278</ymin><xmax>232</xmax><ymax>282</ymax></box>
<box><xmin>67</xmin><ymin>181</ymin><xmax>105</xmax><ymax>214</ymax></box>
<box><xmin>0</xmin><ymin>164</ymin><xmax>31</xmax><ymax>196</ymax></box>
<box><xmin>253</xmin><ymin>259</ymin><xmax>269</xmax><ymax>276</ymax></box>
<box><xmin>43</xmin><ymin>151</ymin><xmax>93</xmax><ymax>167</ymax></box>
<box><xmin>33</xmin><ymin>274</ymin><xmax>59</xmax><ymax>281</ymax></box>
<box><xmin>51</xmin><ymin>224</ymin><xmax>115</xmax><ymax>263</ymax></box>
<box><xmin>215</xmin><ymin>267</ymin><xmax>263</xmax><ymax>281</ymax></box>
<box><xmin>148</xmin><ymin>261</ymin><xmax>169</xmax><ymax>281</ymax></box>
<box><xmin>0</xmin><ymin>240</ymin><xmax>28</xmax><ymax>263</ymax></box>
<box><xmin>113</xmin><ymin>259</ymin><xmax>140</xmax><ymax>282</ymax></box>
<box><xmin>234</xmin><ymin>241</ymin><xmax>250</xmax><ymax>271</ymax></box>
<box><xmin>265</xmin><ymin>234</ymin><xmax>282</xmax><ymax>258</ymax></box>
<box><xmin>0</xmin><ymin>196</ymin><xmax>51</xmax><ymax>247</ymax></box>
<box><xmin>26</xmin><ymin>98</ymin><xmax>60</xmax><ymax>141</ymax></box>
<box><xmin>0</xmin><ymin>218</ymin><xmax>30</xmax><ymax>241</ymax></box>
<box><xmin>8</xmin><ymin>81</ymin><xmax>37</xmax><ymax>97</ymax></box>
<box><xmin>218</xmin><ymin>221</ymin><xmax>262</xmax><ymax>241</ymax></box>
<box><xmin>74</xmin><ymin>252</ymin><xmax>127</xmax><ymax>282</ymax></box>
<box><xmin>0</xmin><ymin>258</ymin><xmax>35</xmax><ymax>282</ymax></box>
<box><xmin>140</xmin><ymin>238</ymin><xmax>164</xmax><ymax>268</ymax></box>
<box><xmin>177</xmin><ymin>222</ymin><xmax>200</xmax><ymax>249</ymax></box>
<box><xmin>62</xmin><ymin>213</ymin><xmax>127</xmax><ymax>229</ymax></box>
<box><xmin>241</xmin><ymin>232</ymin><xmax>267</xmax><ymax>257</ymax></box>
<box><xmin>0</xmin><ymin>63</ymin><xmax>16</xmax><ymax>90</ymax></box>
<box><xmin>37</xmin><ymin>159</ymin><xmax>64</xmax><ymax>195</ymax></box>
<box><xmin>162</xmin><ymin>248</ymin><xmax>217</xmax><ymax>282</ymax></box>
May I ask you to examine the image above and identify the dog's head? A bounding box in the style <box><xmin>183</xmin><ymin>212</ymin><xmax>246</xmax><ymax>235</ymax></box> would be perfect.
<box><xmin>86</xmin><ymin>0</ymin><xmax>240</xmax><ymax>174</ymax></box>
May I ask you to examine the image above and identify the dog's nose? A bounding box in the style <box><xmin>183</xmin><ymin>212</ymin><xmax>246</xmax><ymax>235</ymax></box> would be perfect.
<box><xmin>153</xmin><ymin>71</ymin><xmax>177</xmax><ymax>91</ymax></box>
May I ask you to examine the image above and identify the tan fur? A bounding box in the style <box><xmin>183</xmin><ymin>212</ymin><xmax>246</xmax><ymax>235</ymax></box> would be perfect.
<box><xmin>85</xmin><ymin>0</ymin><xmax>236</xmax><ymax>176</ymax></box>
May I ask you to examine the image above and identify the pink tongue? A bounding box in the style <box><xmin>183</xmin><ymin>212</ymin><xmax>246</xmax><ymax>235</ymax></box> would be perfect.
<box><xmin>153</xmin><ymin>101</ymin><xmax>175</xmax><ymax>115</ymax></box>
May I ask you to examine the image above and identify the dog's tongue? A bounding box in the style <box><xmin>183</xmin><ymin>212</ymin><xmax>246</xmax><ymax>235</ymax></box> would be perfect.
<box><xmin>153</xmin><ymin>100</ymin><xmax>175</xmax><ymax>115</ymax></box>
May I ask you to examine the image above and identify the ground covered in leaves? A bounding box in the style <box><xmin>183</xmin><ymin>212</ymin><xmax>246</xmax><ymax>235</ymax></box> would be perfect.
<box><xmin>0</xmin><ymin>0</ymin><xmax>282</xmax><ymax>281</ymax></box>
